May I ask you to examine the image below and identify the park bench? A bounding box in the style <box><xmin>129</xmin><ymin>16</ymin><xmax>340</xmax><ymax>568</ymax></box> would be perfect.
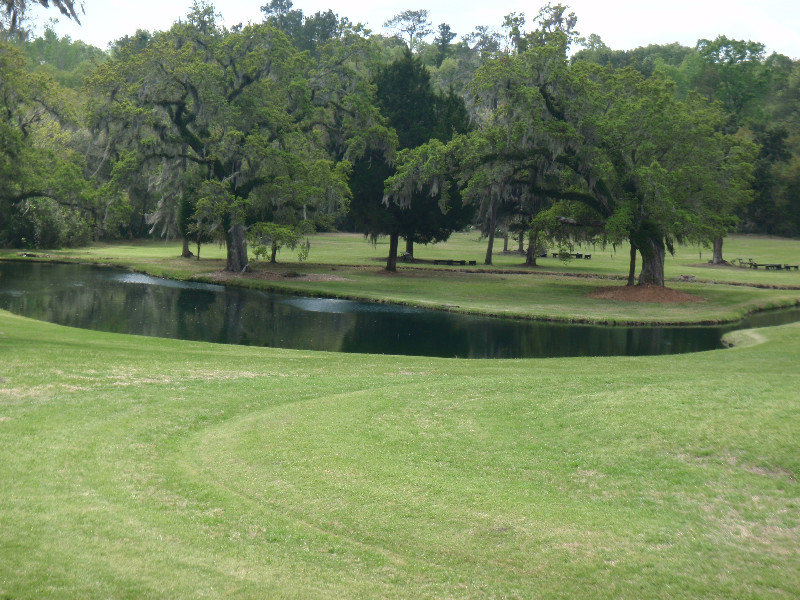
<box><xmin>550</xmin><ymin>252</ymin><xmax>592</xmax><ymax>259</ymax></box>
<box><xmin>784</xmin><ymin>264</ymin><xmax>799</xmax><ymax>270</ymax></box>
<box><xmin>433</xmin><ymin>259</ymin><xmax>473</xmax><ymax>266</ymax></box>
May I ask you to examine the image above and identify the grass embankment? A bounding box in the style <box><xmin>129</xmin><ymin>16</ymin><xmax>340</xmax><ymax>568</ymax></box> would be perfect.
<box><xmin>1</xmin><ymin>310</ymin><xmax>799</xmax><ymax>598</ymax></box>
<box><xmin>5</xmin><ymin>232</ymin><xmax>800</xmax><ymax>324</ymax></box>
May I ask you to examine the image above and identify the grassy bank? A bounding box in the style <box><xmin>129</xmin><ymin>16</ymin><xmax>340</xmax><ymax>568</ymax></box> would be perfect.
<box><xmin>1</xmin><ymin>310</ymin><xmax>799</xmax><ymax>598</ymax></box>
<box><xmin>3</xmin><ymin>233</ymin><xmax>800</xmax><ymax>324</ymax></box>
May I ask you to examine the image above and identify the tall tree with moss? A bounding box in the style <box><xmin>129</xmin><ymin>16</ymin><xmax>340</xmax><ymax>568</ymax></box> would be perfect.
<box><xmin>0</xmin><ymin>41</ymin><xmax>94</xmax><ymax>248</ymax></box>
<box><xmin>88</xmin><ymin>3</ymin><xmax>350</xmax><ymax>271</ymax></box>
<box><xmin>386</xmin><ymin>8</ymin><xmax>755</xmax><ymax>286</ymax></box>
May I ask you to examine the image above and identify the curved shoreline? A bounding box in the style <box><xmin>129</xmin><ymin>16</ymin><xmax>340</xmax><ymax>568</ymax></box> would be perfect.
<box><xmin>2</xmin><ymin>254</ymin><xmax>800</xmax><ymax>328</ymax></box>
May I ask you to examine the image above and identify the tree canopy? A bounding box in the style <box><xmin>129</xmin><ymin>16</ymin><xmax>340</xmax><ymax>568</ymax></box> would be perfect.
<box><xmin>386</xmin><ymin>16</ymin><xmax>755</xmax><ymax>284</ymax></box>
<box><xmin>349</xmin><ymin>48</ymin><xmax>473</xmax><ymax>271</ymax></box>
<box><xmin>87</xmin><ymin>3</ymin><xmax>353</xmax><ymax>271</ymax></box>
<box><xmin>2</xmin><ymin>0</ymin><xmax>799</xmax><ymax>283</ymax></box>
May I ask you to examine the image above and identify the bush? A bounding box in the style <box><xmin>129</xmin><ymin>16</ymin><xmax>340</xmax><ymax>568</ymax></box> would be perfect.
<box><xmin>1</xmin><ymin>198</ymin><xmax>91</xmax><ymax>248</ymax></box>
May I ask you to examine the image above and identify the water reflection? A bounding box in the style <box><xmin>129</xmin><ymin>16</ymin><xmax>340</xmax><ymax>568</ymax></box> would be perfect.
<box><xmin>0</xmin><ymin>261</ymin><xmax>797</xmax><ymax>358</ymax></box>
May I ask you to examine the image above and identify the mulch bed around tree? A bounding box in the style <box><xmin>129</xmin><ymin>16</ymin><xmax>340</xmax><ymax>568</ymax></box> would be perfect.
<box><xmin>588</xmin><ymin>284</ymin><xmax>705</xmax><ymax>304</ymax></box>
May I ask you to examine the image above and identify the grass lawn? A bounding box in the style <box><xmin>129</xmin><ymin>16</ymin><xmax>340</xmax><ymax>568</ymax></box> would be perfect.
<box><xmin>4</xmin><ymin>232</ymin><xmax>800</xmax><ymax>324</ymax></box>
<box><xmin>1</xmin><ymin>310</ymin><xmax>799</xmax><ymax>598</ymax></box>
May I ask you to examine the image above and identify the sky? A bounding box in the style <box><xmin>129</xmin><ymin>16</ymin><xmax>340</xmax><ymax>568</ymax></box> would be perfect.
<box><xmin>29</xmin><ymin>0</ymin><xmax>800</xmax><ymax>59</ymax></box>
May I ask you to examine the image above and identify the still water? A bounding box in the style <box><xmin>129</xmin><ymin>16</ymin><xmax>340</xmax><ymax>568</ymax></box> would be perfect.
<box><xmin>1</xmin><ymin>261</ymin><xmax>798</xmax><ymax>358</ymax></box>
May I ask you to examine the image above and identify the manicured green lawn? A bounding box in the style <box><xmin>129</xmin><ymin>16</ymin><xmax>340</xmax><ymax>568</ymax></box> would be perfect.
<box><xmin>1</xmin><ymin>310</ymin><xmax>799</xmax><ymax>598</ymax></box>
<box><xmin>4</xmin><ymin>232</ymin><xmax>800</xmax><ymax>324</ymax></box>
<box><xmin>26</xmin><ymin>231</ymin><xmax>800</xmax><ymax>284</ymax></box>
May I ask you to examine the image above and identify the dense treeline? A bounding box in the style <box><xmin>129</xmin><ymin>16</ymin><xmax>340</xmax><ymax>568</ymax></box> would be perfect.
<box><xmin>1</xmin><ymin>1</ymin><xmax>798</xmax><ymax>283</ymax></box>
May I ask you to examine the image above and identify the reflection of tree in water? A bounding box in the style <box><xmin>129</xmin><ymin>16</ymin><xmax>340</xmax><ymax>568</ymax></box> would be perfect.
<box><xmin>3</xmin><ymin>260</ymin><xmax>781</xmax><ymax>358</ymax></box>
<box><xmin>231</xmin><ymin>293</ymin><xmax>357</xmax><ymax>352</ymax></box>
<box><xmin>339</xmin><ymin>312</ymin><xmax>726</xmax><ymax>358</ymax></box>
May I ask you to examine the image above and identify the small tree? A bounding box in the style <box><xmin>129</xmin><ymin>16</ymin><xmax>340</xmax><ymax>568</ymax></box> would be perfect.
<box><xmin>433</xmin><ymin>23</ymin><xmax>456</xmax><ymax>67</ymax></box>
<box><xmin>384</xmin><ymin>10</ymin><xmax>432</xmax><ymax>51</ymax></box>
<box><xmin>247</xmin><ymin>222</ymin><xmax>310</xmax><ymax>263</ymax></box>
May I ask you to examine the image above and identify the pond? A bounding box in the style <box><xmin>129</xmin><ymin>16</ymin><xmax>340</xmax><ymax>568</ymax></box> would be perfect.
<box><xmin>1</xmin><ymin>261</ymin><xmax>798</xmax><ymax>358</ymax></box>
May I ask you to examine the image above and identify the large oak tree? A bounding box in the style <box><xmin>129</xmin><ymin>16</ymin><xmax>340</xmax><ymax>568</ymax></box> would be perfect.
<box><xmin>386</xmin><ymin>24</ymin><xmax>754</xmax><ymax>285</ymax></box>
<box><xmin>88</xmin><ymin>4</ymin><xmax>351</xmax><ymax>271</ymax></box>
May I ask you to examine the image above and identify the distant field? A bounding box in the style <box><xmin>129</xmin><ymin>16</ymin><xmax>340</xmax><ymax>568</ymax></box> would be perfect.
<box><xmin>1</xmin><ymin>310</ymin><xmax>799</xmax><ymax>599</ymax></box>
<box><xmin>5</xmin><ymin>232</ymin><xmax>800</xmax><ymax>324</ymax></box>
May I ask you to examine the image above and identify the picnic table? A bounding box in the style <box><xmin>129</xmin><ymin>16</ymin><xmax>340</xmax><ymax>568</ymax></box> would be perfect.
<box><xmin>551</xmin><ymin>252</ymin><xmax>592</xmax><ymax>259</ymax></box>
<box><xmin>738</xmin><ymin>258</ymin><xmax>798</xmax><ymax>270</ymax></box>
<box><xmin>432</xmin><ymin>259</ymin><xmax>477</xmax><ymax>266</ymax></box>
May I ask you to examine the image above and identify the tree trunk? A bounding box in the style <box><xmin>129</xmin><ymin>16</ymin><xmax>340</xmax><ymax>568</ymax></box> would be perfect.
<box><xmin>638</xmin><ymin>236</ymin><xmax>665</xmax><ymax>286</ymax></box>
<box><xmin>503</xmin><ymin>229</ymin><xmax>509</xmax><ymax>252</ymax></box>
<box><xmin>518</xmin><ymin>233</ymin><xmax>524</xmax><ymax>254</ymax></box>
<box><xmin>627</xmin><ymin>242</ymin><xmax>637</xmax><ymax>286</ymax></box>
<box><xmin>484</xmin><ymin>199</ymin><xmax>498</xmax><ymax>265</ymax></box>
<box><xmin>225</xmin><ymin>223</ymin><xmax>249</xmax><ymax>272</ymax></box>
<box><xmin>386</xmin><ymin>232</ymin><xmax>399</xmax><ymax>272</ymax></box>
<box><xmin>525</xmin><ymin>233</ymin><xmax>537</xmax><ymax>266</ymax></box>
<box><xmin>181</xmin><ymin>237</ymin><xmax>194</xmax><ymax>258</ymax></box>
<box><xmin>196</xmin><ymin>239</ymin><xmax>201</xmax><ymax>261</ymax></box>
<box><xmin>712</xmin><ymin>237</ymin><xmax>724</xmax><ymax>264</ymax></box>
<box><xmin>405</xmin><ymin>238</ymin><xmax>414</xmax><ymax>257</ymax></box>
<box><xmin>525</xmin><ymin>240</ymin><xmax>536</xmax><ymax>267</ymax></box>
<box><xmin>270</xmin><ymin>242</ymin><xmax>278</xmax><ymax>263</ymax></box>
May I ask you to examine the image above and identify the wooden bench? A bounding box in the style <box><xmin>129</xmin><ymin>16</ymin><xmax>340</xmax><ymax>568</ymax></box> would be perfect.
<box><xmin>551</xmin><ymin>252</ymin><xmax>592</xmax><ymax>259</ymax></box>
<box><xmin>433</xmin><ymin>259</ymin><xmax>471</xmax><ymax>266</ymax></box>
<box><xmin>784</xmin><ymin>264</ymin><xmax>799</xmax><ymax>271</ymax></box>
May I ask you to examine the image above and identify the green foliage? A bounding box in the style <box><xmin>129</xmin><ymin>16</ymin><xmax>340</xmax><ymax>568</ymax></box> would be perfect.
<box><xmin>191</xmin><ymin>180</ymin><xmax>237</xmax><ymax>244</ymax></box>
<box><xmin>2</xmin><ymin>3</ymin><xmax>798</xmax><ymax>256</ymax></box>
<box><xmin>575</xmin><ymin>33</ymin><xmax>800</xmax><ymax>238</ymax></box>
<box><xmin>387</xmin><ymin>26</ymin><xmax>756</xmax><ymax>283</ymax></box>
<box><xmin>23</xmin><ymin>26</ymin><xmax>106</xmax><ymax>89</ymax></box>
<box><xmin>87</xmin><ymin>5</ymin><xmax>353</xmax><ymax>269</ymax></box>
<box><xmin>3</xmin><ymin>197</ymin><xmax>91</xmax><ymax>247</ymax></box>
<box><xmin>693</xmin><ymin>36</ymin><xmax>768</xmax><ymax>127</ymax></box>
<box><xmin>432</xmin><ymin>23</ymin><xmax>456</xmax><ymax>67</ymax></box>
<box><xmin>247</xmin><ymin>221</ymin><xmax>311</xmax><ymax>262</ymax></box>
<box><xmin>349</xmin><ymin>49</ymin><xmax>473</xmax><ymax>250</ymax></box>
<box><xmin>0</xmin><ymin>41</ymin><xmax>94</xmax><ymax>248</ymax></box>
<box><xmin>383</xmin><ymin>10</ymin><xmax>432</xmax><ymax>50</ymax></box>
<box><xmin>261</xmin><ymin>0</ymin><xmax>353</xmax><ymax>56</ymax></box>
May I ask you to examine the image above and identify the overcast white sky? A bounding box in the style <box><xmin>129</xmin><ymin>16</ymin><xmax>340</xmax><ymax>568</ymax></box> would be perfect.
<box><xmin>30</xmin><ymin>0</ymin><xmax>800</xmax><ymax>58</ymax></box>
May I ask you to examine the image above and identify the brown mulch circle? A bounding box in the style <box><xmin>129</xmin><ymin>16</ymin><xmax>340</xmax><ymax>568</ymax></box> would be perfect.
<box><xmin>588</xmin><ymin>284</ymin><xmax>705</xmax><ymax>304</ymax></box>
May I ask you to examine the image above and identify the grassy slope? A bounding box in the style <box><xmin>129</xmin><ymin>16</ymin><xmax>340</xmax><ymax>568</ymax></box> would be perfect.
<box><xmin>5</xmin><ymin>232</ymin><xmax>800</xmax><ymax>324</ymax></box>
<box><xmin>1</xmin><ymin>310</ymin><xmax>799</xmax><ymax>599</ymax></box>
